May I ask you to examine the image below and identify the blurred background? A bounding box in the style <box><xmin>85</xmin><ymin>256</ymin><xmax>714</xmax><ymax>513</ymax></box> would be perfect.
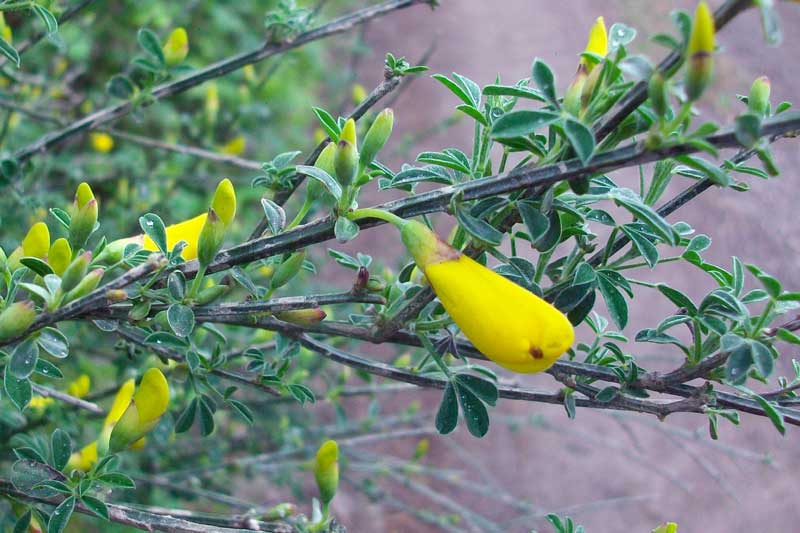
<box><xmin>1</xmin><ymin>1</ymin><xmax>799</xmax><ymax>531</ymax></box>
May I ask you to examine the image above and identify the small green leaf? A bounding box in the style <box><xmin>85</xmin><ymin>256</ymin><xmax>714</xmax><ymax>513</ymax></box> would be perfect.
<box><xmin>96</xmin><ymin>472</ymin><xmax>135</xmax><ymax>488</ymax></box>
<box><xmin>20</xmin><ymin>257</ymin><xmax>54</xmax><ymax>277</ymax></box>
<box><xmin>311</xmin><ymin>107</ymin><xmax>340</xmax><ymax>141</ymax></box>
<box><xmin>48</xmin><ymin>496</ymin><xmax>75</xmax><ymax>533</ymax></box>
<box><xmin>139</xmin><ymin>214</ymin><xmax>167</xmax><ymax>254</ymax></box>
<box><xmin>531</xmin><ymin>59</ymin><xmax>558</xmax><ymax>106</ymax></box>
<box><xmin>229</xmin><ymin>399</ymin><xmax>255</xmax><ymax>425</ymax></box>
<box><xmin>620</xmin><ymin>225</ymin><xmax>658</xmax><ymax>268</ymax></box>
<box><xmin>597</xmin><ymin>274</ymin><xmax>628</xmax><ymax>329</ymax></box>
<box><xmin>106</xmin><ymin>75</ymin><xmax>136</xmax><ymax>100</ymax></box>
<box><xmin>454</xmin><ymin>374</ymin><xmax>498</xmax><ymax>407</ymax></box>
<box><xmin>563</xmin><ymin>118</ymin><xmax>596</xmax><ymax>164</ymax></box>
<box><xmin>82</xmin><ymin>495</ymin><xmax>109</xmax><ymax>521</ymax></box>
<box><xmin>261</xmin><ymin>198</ymin><xmax>287</xmax><ymax>234</ymax></box>
<box><xmin>751</xmin><ymin>393</ymin><xmax>785</xmax><ymax>435</ymax></box>
<box><xmin>10</xmin><ymin>340</ymin><xmax>39</xmax><ymax>379</ymax></box>
<box><xmin>595</xmin><ymin>386</ymin><xmax>618</xmax><ymax>403</ymax></box>
<box><xmin>750</xmin><ymin>340</ymin><xmax>774</xmax><ymax>378</ymax></box>
<box><xmin>455</xmin><ymin>207</ymin><xmax>503</xmax><ymax>246</ymax></box>
<box><xmin>296</xmin><ymin>166</ymin><xmax>342</xmax><ymax>200</ymax></box>
<box><xmin>137</xmin><ymin>28</ymin><xmax>165</xmax><ymax>64</ymax></box>
<box><xmin>657</xmin><ymin>284</ymin><xmax>697</xmax><ymax>315</ymax></box>
<box><xmin>725</xmin><ymin>343</ymin><xmax>753</xmax><ymax>385</ymax></box>
<box><xmin>167</xmin><ymin>271</ymin><xmax>186</xmax><ymax>300</ymax></box>
<box><xmin>5</xmin><ymin>371</ymin><xmax>31</xmax><ymax>411</ymax></box>
<box><xmin>0</xmin><ymin>36</ymin><xmax>20</xmax><ymax>67</ymax></box>
<box><xmin>174</xmin><ymin>399</ymin><xmax>198</xmax><ymax>433</ymax></box>
<box><xmin>490</xmin><ymin>110</ymin><xmax>560</xmax><ymax>138</ymax></box>
<box><xmin>435</xmin><ymin>382</ymin><xmax>459</xmax><ymax>435</ymax></box>
<box><xmin>167</xmin><ymin>304</ymin><xmax>195</xmax><ymax>337</ymax></box>
<box><xmin>51</xmin><ymin>429</ymin><xmax>72</xmax><ymax>472</ymax></box>
<box><xmin>198</xmin><ymin>397</ymin><xmax>215</xmax><ymax>436</ymax></box>
<box><xmin>455</xmin><ymin>383</ymin><xmax>490</xmax><ymax>438</ymax></box>
<box><xmin>32</xmin><ymin>6</ymin><xmax>59</xmax><ymax>35</ymax></box>
<box><xmin>334</xmin><ymin>216</ymin><xmax>359</xmax><ymax>243</ymax></box>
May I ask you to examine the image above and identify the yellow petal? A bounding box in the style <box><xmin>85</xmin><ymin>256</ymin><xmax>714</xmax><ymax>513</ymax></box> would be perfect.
<box><xmin>211</xmin><ymin>178</ymin><xmax>237</xmax><ymax>226</ymax></box>
<box><xmin>75</xmin><ymin>182</ymin><xmax>95</xmax><ymax>208</ymax></box>
<box><xmin>423</xmin><ymin>255</ymin><xmax>574</xmax><ymax>373</ymax></box>
<box><xmin>22</xmin><ymin>222</ymin><xmax>50</xmax><ymax>259</ymax></box>
<box><xmin>143</xmin><ymin>213</ymin><xmax>207</xmax><ymax>260</ymax></box>
<box><xmin>67</xmin><ymin>441</ymin><xmax>98</xmax><ymax>472</ymax></box>
<box><xmin>67</xmin><ymin>374</ymin><xmax>91</xmax><ymax>398</ymax></box>
<box><xmin>339</xmin><ymin>118</ymin><xmax>357</xmax><ymax>148</ymax></box>
<box><xmin>105</xmin><ymin>379</ymin><xmax>135</xmax><ymax>427</ymax></box>
<box><xmin>688</xmin><ymin>2</ymin><xmax>714</xmax><ymax>56</ymax></box>
<box><xmin>163</xmin><ymin>27</ymin><xmax>189</xmax><ymax>66</ymax></box>
<box><xmin>580</xmin><ymin>16</ymin><xmax>608</xmax><ymax>70</ymax></box>
<box><xmin>220</xmin><ymin>135</ymin><xmax>246</xmax><ymax>156</ymax></box>
<box><xmin>48</xmin><ymin>238</ymin><xmax>72</xmax><ymax>276</ymax></box>
<box><xmin>133</xmin><ymin>368</ymin><xmax>169</xmax><ymax>424</ymax></box>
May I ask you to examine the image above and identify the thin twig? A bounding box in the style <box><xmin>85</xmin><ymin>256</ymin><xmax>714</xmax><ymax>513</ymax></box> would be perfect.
<box><xmin>30</xmin><ymin>383</ymin><xmax>104</xmax><ymax>415</ymax></box>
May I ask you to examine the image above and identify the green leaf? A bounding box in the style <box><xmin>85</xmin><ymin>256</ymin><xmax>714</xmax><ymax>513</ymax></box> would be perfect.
<box><xmin>610</xmin><ymin>189</ymin><xmax>679</xmax><ymax>245</ymax></box>
<box><xmin>597</xmin><ymin>274</ymin><xmax>628</xmax><ymax>329</ymax></box>
<box><xmin>137</xmin><ymin>28</ymin><xmax>165</xmax><ymax>64</ymax></box>
<box><xmin>746</xmin><ymin>264</ymin><xmax>781</xmax><ymax>298</ymax></box>
<box><xmin>563</xmin><ymin>391</ymin><xmax>576</xmax><ymax>419</ymax></box>
<box><xmin>198</xmin><ymin>397</ymin><xmax>215</xmax><ymax>436</ymax></box>
<box><xmin>675</xmin><ymin>155</ymin><xmax>730</xmax><ymax>187</ymax></box>
<box><xmin>454</xmin><ymin>374</ymin><xmax>498</xmax><ymax>407</ymax></box>
<box><xmin>435</xmin><ymin>382</ymin><xmax>459</xmax><ymax>435</ymax></box>
<box><xmin>32</xmin><ymin>6</ymin><xmax>59</xmax><ymax>35</ymax></box>
<box><xmin>81</xmin><ymin>495</ymin><xmax>109</xmax><ymax>521</ymax></box>
<box><xmin>562</xmin><ymin>118</ymin><xmax>596</xmax><ymax>164</ymax></box>
<box><xmin>334</xmin><ymin>216</ymin><xmax>359</xmax><ymax>243</ymax></box>
<box><xmin>167</xmin><ymin>271</ymin><xmax>186</xmax><ymax>300</ymax></box>
<box><xmin>311</xmin><ymin>107</ymin><xmax>340</xmax><ymax>141</ymax></box>
<box><xmin>531</xmin><ymin>59</ymin><xmax>558</xmax><ymax>107</ymax></box>
<box><xmin>10</xmin><ymin>340</ymin><xmax>39</xmax><ymax>379</ymax></box>
<box><xmin>35</xmin><ymin>359</ymin><xmax>63</xmax><ymax>379</ymax></box>
<box><xmin>751</xmin><ymin>393</ymin><xmax>785</xmax><ymax>435</ymax></box>
<box><xmin>0</xmin><ymin>36</ymin><xmax>20</xmax><ymax>67</ymax></box>
<box><xmin>139</xmin><ymin>214</ymin><xmax>167</xmax><ymax>254</ymax></box>
<box><xmin>432</xmin><ymin>74</ymin><xmax>476</xmax><ymax>107</ymax></box>
<box><xmin>657</xmin><ymin>284</ymin><xmax>697</xmax><ymax>315</ymax></box>
<box><xmin>174</xmin><ymin>399</ymin><xmax>198</xmax><ymax>433</ymax></box>
<box><xmin>143</xmin><ymin>331</ymin><xmax>189</xmax><ymax>349</ymax></box>
<box><xmin>96</xmin><ymin>472</ymin><xmax>135</xmax><ymax>488</ymax></box>
<box><xmin>620</xmin><ymin>225</ymin><xmax>658</xmax><ymax>268</ymax></box>
<box><xmin>167</xmin><ymin>304</ymin><xmax>195</xmax><ymax>337</ymax></box>
<box><xmin>50</xmin><ymin>429</ymin><xmax>71</xmax><ymax>472</ymax></box>
<box><xmin>455</xmin><ymin>207</ymin><xmax>503</xmax><ymax>246</ymax></box>
<box><xmin>534</xmin><ymin>209</ymin><xmax>561</xmax><ymax>252</ymax></box>
<box><xmin>776</xmin><ymin>328</ymin><xmax>800</xmax><ymax>345</ymax></box>
<box><xmin>296</xmin><ymin>165</ymin><xmax>342</xmax><ymax>200</ymax></box>
<box><xmin>734</xmin><ymin>113</ymin><xmax>762</xmax><ymax>148</ymax></box>
<box><xmin>106</xmin><ymin>74</ymin><xmax>136</xmax><ymax>100</ymax></box>
<box><xmin>48</xmin><ymin>496</ymin><xmax>75</xmax><ymax>533</ymax></box>
<box><xmin>750</xmin><ymin>340</ymin><xmax>774</xmax><ymax>378</ymax></box>
<box><xmin>490</xmin><ymin>110</ymin><xmax>560</xmax><ymax>138</ymax></box>
<box><xmin>456</xmin><ymin>104</ymin><xmax>488</xmax><ymax>126</ymax></box>
<box><xmin>455</xmin><ymin>383</ymin><xmax>490</xmax><ymax>438</ymax></box>
<box><xmin>261</xmin><ymin>198</ymin><xmax>287</xmax><ymax>235</ymax></box>
<box><xmin>725</xmin><ymin>343</ymin><xmax>752</xmax><ymax>385</ymax></box>
<box><xmin>13</xmin><ymin>510</ymin><xmax>31</xmax><ymax>533</ymax></box>
<box><xmin>5</xmin><ymin>371</ymin><xmax>31</xmax><ymax>411</ymax></box>
<box><xmin>228</xmin><ymin>399</ymin><xmax>255</xmax><ymax>425</ymax></box>
<box><xmin>21</xmin><ymin>257</ymin><xmax>54</xmax><ymax>277</ymax></box>
<box><xmin>595</xmin><ymin>386</ymin><xmax>618</xmax><ymax>403</ymax></box>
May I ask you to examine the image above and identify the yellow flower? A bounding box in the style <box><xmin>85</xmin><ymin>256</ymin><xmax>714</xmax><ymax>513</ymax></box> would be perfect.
<box><xmin>108</xmin><ymin>368</ymin><xmax>170</xmax><ymax>453</ymax></box>
<box><xmin>351</xmin><ymin>83</ymin><xmax>367</xmax><ymax>105</ymax></box>
<box><xmin>211</xmin><ymin>178</ymin><xmax>237</xmax><ymax>226</ymax></box>
<box><xmin>399</xmin><ymin>219</ymin><xmax>574</xmax><ymax>373</ymax></box>
<box><xmin>685</xmin><ymin>1</ymin><xmax>715</xmax><ymax>101</ymax></box>
<box><xmin>565</xmin><ymin>16</ymin><xmax>608</xmax><ymax>116</ymax></box>
<box><xmin>0</xmin><ymin>12</ymin><xmax>12</xmax><ymax>44</ymax></box>
<box><xmin>220</xmin><ymin>135</ymin><xmax>246</xmax><ymax>156</ymax></box>
<box><xmin>652</xmin><ymin>523</ymin><xmax>678</xmax><ymax>533</ymax></box>
<box><xmin>67</xmin><ymin>374</ymin><xmax>91</xmax><ymax>398</ymax></box>
<box><xmin>581</xmin><ymin>16</ymin><xmax>608</xmax><ymax>69</ymax></box>
<box><xmin>66</xmin><ymin>441</ymin><xmax>98</xmax><ymax>472</ymax></box>
<box><xmin>89</xmin><ymin>132</ymin><xmax>114</xmax><ymax>153</ymax></box>
<box><xmin>162</xmin><ymin>27</ymin><xmax>189</xmax><ymax>66</ymax></box>
<box><xmin>28</xmin><ymin>396</ymin><xmax>54</xmax><ymax>413</ymax></box>
<box><xmin>22</xmin><ymin>222</ymin><xmax>50</xmax><ymax>258</ymax></box>
<box><xmin>205</xmin><ymin>81</ymin><xmax>219</xmax><ymax>125</ymax></box>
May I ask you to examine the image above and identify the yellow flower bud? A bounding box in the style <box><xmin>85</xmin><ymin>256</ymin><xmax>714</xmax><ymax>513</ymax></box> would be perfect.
<box><xmin>219</xmin><ymin>135</ymin><xmax>246</xmax><ymax>156</ymax></box>
<box><xmin>275</xmin><ymin>307</ymin><xmax>326</xmax><ymax>326</ymax></box>
<box><xmin>211</xmin><ymin>178</ymin><xmax>237</xmax><ymax>226</ymax></box>
<box><xmin>0</xmin><ymin>12</ymin><xmax>12</xmax><ymax>44</ymax></box>
<box><xmin>205</xmin><ymin>82</ymin><xmax>219</xmax><ymax>125</ymax></box>
<box><xmin>89</xmin><ymin>132</ymin><xmax>114</xmax><ymax>153</ymax></box>
<box><xmin>108</xmin><ymin>368</ymin><xmax>169</xmax><ymax>453</ymax></box>
<box><xmin>400</xmin><ymin>220</ymin><xmax>574</xmax><ymax>373</ymax></box>
<box><xmin>565</xmin><ymin>16</ymin><xmax>608</xmax><ymax>116</ymax></box>
<box><xmin>67</xmin><ymin>374</ymin><xmax>91</xmax><ymax>398</ymax></box>
<box><xmin>652</xmin><ymin>523</ymin><xmax>678</xmax><ymax>533</ymax></box>
<box><xmin>0</xmin><ymin>301</ymin><xmax>36</xmax><ymax>342</ymax></box>
<box><xmin>685</xmin><ymin>2</ymin><xmax>715</xmax><ymax>102</ymax></box>
<box><xmin>314</xmin><ymin>440</ymin><xmax>339</xmax><ymax>506</ymax></box>
<box><xmin>334</xmin><ymin>140</ymin><xmax>358</xmax><ymax>186</ymax></box>
<box><xmin>48</xmin><ymin>238</ymin><xmax>72</xmax><ymax>276</ymax></box>
<box><xmin>69</xmin><ymin>183</ymin><xmax>99</xmax><ymax>249</ymax></box>
<box><xmin>648</xmin><ymin>71</ymin><xmax>669</xmax><ymax>118</ymax></box>
<box><xmin>339</xmin><ymin>118</ymin><xmax>357</xmax><ymax>148</ymax></box>
<box><xmin>581</xmin><ymin>16</ymin><xmax>608</xmax><ymax>70</ymax></box>
<box><xmin>162</xmin><ymin>27</ymin><xmax>189</xmax><ymax>66</ymax></box>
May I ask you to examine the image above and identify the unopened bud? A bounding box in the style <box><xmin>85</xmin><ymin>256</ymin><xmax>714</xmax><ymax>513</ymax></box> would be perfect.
<box><xmin>275</xmin><ymin>307</ymin><xmax>326</xmax><ymax>326</ymax></box>
<box><xmin>70</xmin><ymin>183</ymin><xmax>98</xmax><ymax>249</ymax></box>
<box><xmin>63</xmin><ymin>268</ymin><xmax>104</xmax><ymax>304</ymax></box>
<box><xmin>261</xmin><ymin>503</ymin><xmax>297</xmax><ymax>521</ymax></box>
<box><xmin>108</xmin><ymin>368</ymin><xmax>170</xmax><ymax>453</ymax></box>
<box><xmin>0</xmin><ymin>301</ymin><xmax>36</xmax><ymax>341</ymax></box>
<box><xmin>360</xmin><ymin>108</ymin><xmax>394</xmax><ymax>170</ymax></box>
<box><xmin>211</xmin><ymin>178</ymin><xmax>237</xmax><ymax>226</ymax></box>
<box><xmin>339</xmin><ymin>118</ymin><xmax>357</xmax><ymax>148</ymax></box>
<box><xmin>163</xmin><ymin>27</ymin><xmax>189</xmax><ymax>66</ymax></box>
<box><xmin>366</xmin><ymin>276</ymin><xmax>387</xmax><ymax>293</ymax></box>
<box><xmin>270</xmin><ymin>251</ymin><xmax>306</xmax><ymax>290</ymax></box>
<box><xmin>196</xmin><ymin>284</ymin><xmax>228</xmax><ymax>304</ymax></box>
<box><xmin>648</xmin><ymin>71</ymin><xmax>669</xmax><ymax>117</ymax></box>
<box><xmin>106</xmin><ymin>289</ymin><xmax>128</xmax><ymax>302</ymax></box>
<box><xmin>684</xmin><ymin>2</ymin><xmax>715</xmax><ymax>102</ymax></box>
<box><xmin>748</xmin><ymin>76</ymin><xmax>771</xmax><ymax>116</ymax></box>
<box><xmin>197</xmin><ymin>209</ymin><xmax>225</xmax><ymax>268</ymax></box>
<box><xmin>354</xmin><ymin>266</ymin><xmax>369</xmax><ymax>292</ymax></box>
<box><xmin>334</xmin><ymin>139</ymin><xmax>358</xmax><ymax>186</ymax></box>
<box><xmin>60</xmin><ymin>251</ymin><xmax>92</xmax><ymax>292</ymax></box>
<box><xmin>314</xmin><ymin>440</ymin><xmax>339</xmax><ymax>506</ymax></box>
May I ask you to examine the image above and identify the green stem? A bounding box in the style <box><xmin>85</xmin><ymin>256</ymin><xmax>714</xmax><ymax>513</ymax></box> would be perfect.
<box><xmin>665</xmin><ymin>101</ymin><xmax>692</xmax><ymax>133</ymax></box>
<box><xmin>600</xmin><ymin>227</ymin><xmax>619</xmax><ymax>266</ymax></box>
<box><xmin>189</xmin><ymin>265</ymin><xmax>207</xmax><ymax>299</ymax></box>
<box><xmin>348</xmin><ymin>208</ymin><xmax>406</xmax><ymax>228</ymax></box>
<box><xmin>0</xmin><ymin>2</ymin><xmax>34</xmax><ymax>12</ymax></box>
<box><xmin>287</xmin><ymin>197</ymin><xmax>313</xmax><ymax>229</ymax></box>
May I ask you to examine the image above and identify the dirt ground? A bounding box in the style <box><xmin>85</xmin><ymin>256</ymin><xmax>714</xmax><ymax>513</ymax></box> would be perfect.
<box><xmin>312</xmin><ymin>1</ymin><xmax>800</xmax><ymax>532</ymax></box>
